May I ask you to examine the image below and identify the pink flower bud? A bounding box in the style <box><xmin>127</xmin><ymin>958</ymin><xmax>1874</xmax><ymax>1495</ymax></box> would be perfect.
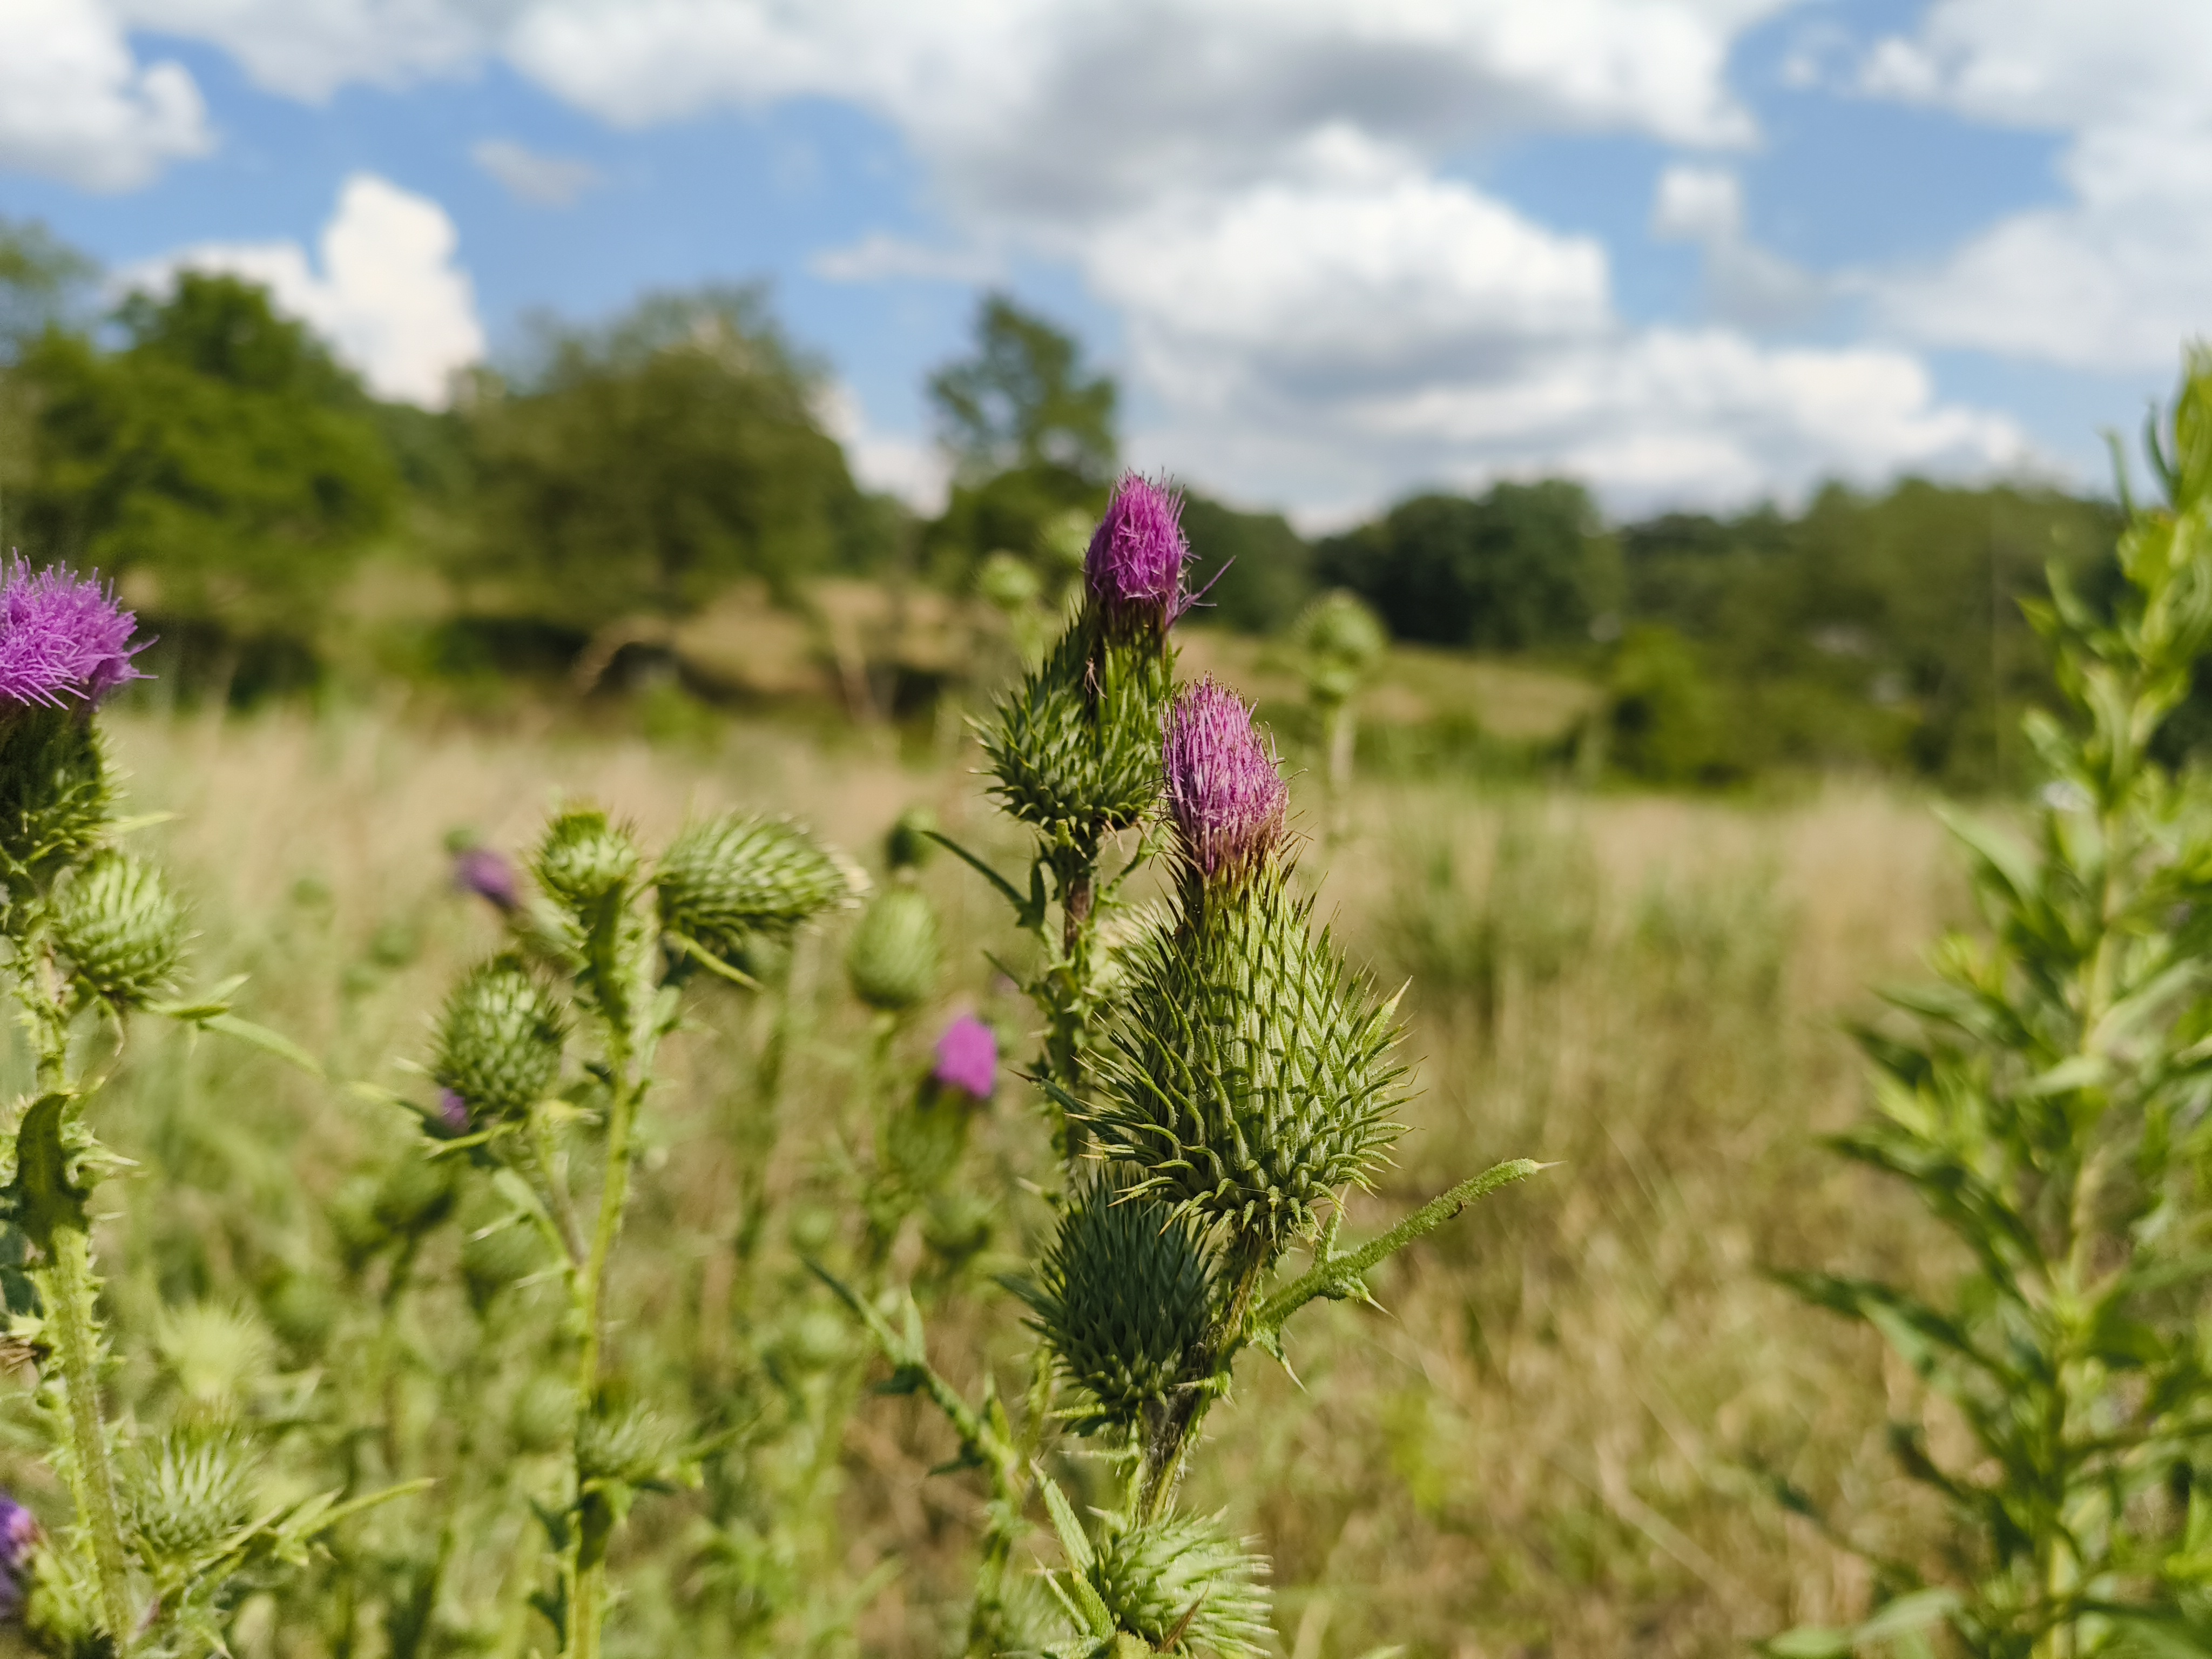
<box><xmin>0</xmin><ymin>557</ymin><xmax>147</xmax><ymax>709</ymax></box>
<box><xmin>1164</xmin><ymin>676</ymin><xmax>1287</xmax><ymax>881</ymax></box>
<box><xmin>453</xmin><ymin>845</ymin><xmax>520</xmax><ymax>912</ymax></box>
<box><xmin>933</xmin><ymin>1013</ymin><xmax>998</xmax><ymax>1100</ymax></box>
<box><xmin>1085</xmin><ymin>475</ymin><xmax>1189</xmax><ymax>630</ymax></box>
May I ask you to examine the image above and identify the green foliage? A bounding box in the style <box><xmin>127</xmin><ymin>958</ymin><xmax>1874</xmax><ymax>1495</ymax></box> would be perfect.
<box><xmin>0</xmin><ymin>218</ymin><xmax>95</xmax><ymax>358</ymax></box>
<box><xmin>1772</xmin><ymin>350</ymin><xmax>2212</xmax><ymax>1657</ymax></box>
<box><xmin>929</xmin><ymin>292</ymin><xmax>1116</xmax><ymax>483</ymax></box>
<box><xmin>466</xmin><ymin>287</ymin><xmax>879</xmax><ymax>625</ymax></box>
<box><xmin>13</xmin><ymin>274</ymin><xmax>399</xmax><ymax>646</ymax></box>
<box><xmin>1317</xmin><ymin>480</ymin><xmax>1616</xmax><ymax>652</ymax></box>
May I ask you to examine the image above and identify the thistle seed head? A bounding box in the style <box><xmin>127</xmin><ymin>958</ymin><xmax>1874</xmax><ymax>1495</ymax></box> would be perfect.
<box><xmin>1164</xmin><ymin>677</ymin><xmax>1287</xmax><ymax>885</ymax></box>
<box><xmin>532</xmin><ymin>807</ymin><xmax>640</xmax><ymax>912</ymax></box>
<box><xmin>655</xmin><ymin>811</ymin><xmax>859</xmax><ymax>965</ymax></box>
<box><xmin>1087</xmin><ymin>475</ymin><xmax>1189</xmax><ymax>636</ymax></box>
<box><xmin>1087</xmin><ymin>868</ymin><xmax>1405</xmax><ymax>1252</ymax></box>
<box><xmin>0</xmin><ymin>558</ymin><xmax>146</xmax><ymax>711</ymax></box>
<box><xmin>933</xmin><ymin>1013</ymin><xmax>997</xmax><ymax>1100</ymax></box>
<box><xmin>51</xmin><ymin>849</ymin><xmax>186</xmax><ymax>1007</ymax></box>
<box><xmin>1084</xmin><ymin>1514</ymin><xmax>1271</xmax><ymax>1658</ymax></box>
<box><xmin>845</xmin><ymin>885</ymin><xmax>942</xmax><ymax>1013</ymax></box>
<box><xmin>431</xmin><ymin>955</ymin><xmax>567</xmax><ymax>1122</ymax></box>
<box><xmin>1025</xmin><ymin>1189</ymin><xmax>1212</xmax><ymax>1430</ymax></box>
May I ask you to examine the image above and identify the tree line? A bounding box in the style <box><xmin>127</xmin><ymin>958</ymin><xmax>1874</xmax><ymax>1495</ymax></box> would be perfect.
<box><xmin>0</xmin><ymin>215</ymin><xmax>2135</xmax><ymax>785</ymax></box>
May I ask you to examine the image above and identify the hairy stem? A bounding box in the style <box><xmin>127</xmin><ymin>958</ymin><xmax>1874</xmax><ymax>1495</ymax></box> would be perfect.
<box><xmin>42</xmin><ymin>1220</ymin><xmax>132</xmax><ymax>1645</ymax></box>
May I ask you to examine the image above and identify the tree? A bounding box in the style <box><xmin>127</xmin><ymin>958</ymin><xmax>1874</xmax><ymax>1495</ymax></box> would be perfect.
<box><xmin>12</xmin><ymin>273</ymin><xmax>399</xmax><ymax>658</ymax></box>
<box><xmin>1317</xmin><ymin>480</ymin><xmax>1613</xmax><ymax>651</ymax></box>
<box><xmin>0</xmin><ymin>216</ymin><xmax>95</xmax><ymax>360</ymax></box>
<box><xmin>466</xmin><ymin>286</ymin><xmax>884</xmax><ymax>629</ymax></box>
<box><xmin>927</xmin><ymin>293</ymin><xmax>1116</xmax><ymax>482</ymax></box>
<box><xmin>1180</xmin><ymin>494</ymin><xmax>1314</xmax><ymax>634</ymax></box>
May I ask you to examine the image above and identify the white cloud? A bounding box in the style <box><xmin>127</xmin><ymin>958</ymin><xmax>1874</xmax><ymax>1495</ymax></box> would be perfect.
<box><xmin>1860</xmin><ymin>1</ymin><xmax>2212</xmax><ymax>371</ymax></box>
<box><xmin>128</xmin><ymin>173</ymin><xmax>485</xmax><ymax>406</ymax></box>
<box><xmin>808</xmin><ymin>233</ymin><xmax>996</xmax><ymax>285</ymax></box>
<box><xmin>0</xmin><ymin>0</ymin><xmax>211</xmax><ymax>190</ymax></box>
<box><xmin>1650</xmin><ymin>163</ymin><xmax>1822</xmax><ymax>330</ymax></box>
<box><xmin>471</xmin><ymin>137</ymin><xmax>598</xmax><ymax>206</ymax></box>
<box><xmin>813</xmin><ymin>382</ymin><xmax>950</xmax><ymax>514</ymax></box>
<box><xmin>114</xmin><ymin>0</ymin><xmax>510</xmax><ymax>99</ymax></box>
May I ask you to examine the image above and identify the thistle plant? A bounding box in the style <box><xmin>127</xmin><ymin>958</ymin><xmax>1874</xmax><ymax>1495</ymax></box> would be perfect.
<box><xmin>1769</xmin><ymin>352</ymin><xmax>2212</xmax><ymax>1658</ymax></box>
<box><xmin>1291</xmin><ymin>591</ymin><xmax>1386</xmax><ymax>839</ymax></box>
<box><xmin>0</xmin><ymin>558</ymin><xmax>382</xmax><ymax>1656</ymax></box>
<box><xmin>403</xmin><ymin>803</ymin><xmax>859</xmax><ymax>1659</ymax></box>
<box><xmin>839</xmin><ymin>528</ymin><xmax>1539</xmax><ymax>1655</ymax></box>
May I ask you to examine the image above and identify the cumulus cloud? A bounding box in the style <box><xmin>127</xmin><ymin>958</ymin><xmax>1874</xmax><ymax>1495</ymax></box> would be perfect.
<box><xmin>813</xmin><ymin>381</ymin><xmax>951</xmax><ymax>515</ymax></box>
<box><xmin>809</xmin><ymin>233</ymin><xmax>995</xmax><ymax>285</ymax></box>
<box><xmin>472</xmin><ymin>137</ymin><xmax>599</xmax><ymax>206</ymax></box>
<box><xmin>0</xmin><ymin>0</ymin><xmax>212</xmax><ymax>190</ymax></box>
<box><xmin>114</xmin><ymin>0</ymin><xmax>509</xmax><ymax>99</ymax></box>
<box><xmin>127</xmin><ymin>173</ymin><xmax>485</xmax><ymax>406</ymax></box>
<box><xmin>1650</xmin><ymin>164</ymin><xmax>1823</xmax><ymax>330</ymax></box>
<box><xmin>1860</xmin><ymin>0</ymin><xmax>2212</xmax><ymax>370</ymax></box>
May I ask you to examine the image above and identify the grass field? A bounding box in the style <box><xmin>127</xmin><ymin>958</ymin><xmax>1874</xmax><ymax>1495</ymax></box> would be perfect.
<box><xmin>0</xmin><ymin>704</ymin><xmax>1977</xmax><ymax>1657</ymax></box>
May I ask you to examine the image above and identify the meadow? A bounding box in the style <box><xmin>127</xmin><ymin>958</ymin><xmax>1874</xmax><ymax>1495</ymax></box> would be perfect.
<box><xmin>0</xmin><ymin>696</ymin><xmax>1977</xmax><ymax>1658</ymax></box>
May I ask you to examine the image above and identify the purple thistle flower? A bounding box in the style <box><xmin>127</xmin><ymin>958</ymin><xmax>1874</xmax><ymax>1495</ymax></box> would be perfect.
<box><xmin>933</xmin><ymin>1013</ymin><xmax>997</xmax><ymax>1100</ymax></box>
<box><xmin>0</xmin><ymin>1492</ymin><xmax>39</xmax><ymax>1617</ymax></box>
<box><xmin>0</xmin><ymin>557</ymin><xmax>147</xmax><ymax>709</ymax></box>
<box><xmin>437</xmin><ymin>1088</ymin><xmax>471</xmax><ymax>1134</ymax></box>
<box><xmin>1164</xmin><ymin>676</ymin><xmax>1288</xmax><ymax>882</ymax></box>
<box><xmin>453</xmin><ymin>845</ymin><xmax>520</xmax><ymax>912</ymax></box>
<box><xmin>1085</xmin><ymin>475</ymin><xmax>1189</xmax><ymax>630</ymax></box>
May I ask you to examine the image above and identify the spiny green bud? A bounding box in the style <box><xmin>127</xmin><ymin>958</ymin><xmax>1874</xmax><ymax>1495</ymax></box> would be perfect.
<box><xmin>0</xmin><ymin>708</ymin><xmax>108</xmax><ymax>907</ymax></box>
<box><xmin>1084</xmin><ymin>1514</ymin><xmax>1271</xmax><ymax>1658</ymax></box>
<box><xmin>885</xmin><ymin>1085</ymin><xmax>973</xmax><ymax>1192</ymax></box>
<box><xmin>461</xmin><ymin>1218</ymin><xmax>545</xmax><ymax>1310</ymax></box>
<box><xmin>656</xmin><ymin>811</ymin><xmax>859</xmax><ymax>962</ymax></box>
<box><xmin>155</xmin><ymin>1303</ymin><xmax>274</xmax><ymax>1408</ymax></box>
<box><xmin>845</xmin><ymin>886</ymin><xmax>942</xmax><ymax>1013</ymax></box>
<box><xmin>533</xmin><ymin>807</ymin><xmax>640</xmax><ymax>910</ymax></box>
<box><xmin>50</xmin><ymin>848</ymin><xmax>185</xmax><ymax>1007</ymax></box>
<box><xmin>509</xmin><ymin>1374</ymin><xmax>576</xmax><ymax>1454</ymax></box>
<box><xmin>1087</xmin><ymin>867</ymin><xmax>1405</xmax><ymax>1251</ymax></box>
<box><xmin>125</xmin><ymin>1425</ymin><xmax>254</xmax><ymax>1567</ymax></box>
<box><xmin>577</xmin><ymin>1401</ymin><xmax>673</xmax><ymax>1488</ymax></box>
<box><xmin>432</xmin><ymin>955</ymin><xmax>567</xmax><ymax>1122</ymax></box>
<box><xmin>982</xmin><ymin>624</ymin><xmax>1171</xmax><ymax>847</ymax></box>
<box><xmin>885</xmin><ymin>806</ymin><xmax>939</xmax><ymax>873</ymax></box>
<box><xmin>1024</xmin><ymin>1190</ymin><xmax>1212</xmax><ymax>1429</ymax></box>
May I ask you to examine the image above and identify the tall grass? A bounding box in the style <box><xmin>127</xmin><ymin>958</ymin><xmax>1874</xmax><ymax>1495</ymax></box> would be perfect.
<box><xmin>0</xmin><ymin>706</ymin><xmax>1966</xmax><ymax>1656</ymax></box>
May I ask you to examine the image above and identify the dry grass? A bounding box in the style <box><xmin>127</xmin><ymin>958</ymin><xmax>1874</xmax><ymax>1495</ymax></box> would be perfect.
<box><xmin>42</xmin><ymin>707</ymin><xmax>1973</xmax><ymax>1657</ymax></box>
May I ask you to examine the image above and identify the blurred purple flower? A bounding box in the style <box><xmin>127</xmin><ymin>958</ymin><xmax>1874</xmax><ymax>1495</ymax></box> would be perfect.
<box><xmin>0</xmin><ymin>557</ymin><xmax>147</xmax><ymax>709</ymax></box>
<box><xmin>453</xmin><ymin>846</ymin><xmax>519</xmax><ymax>912</ymax></box>
<box><xmin>933</xmin><ymin>1014</ymin><xmax>997</xmax><ymax>1100</ymax></box>
<box><xmin>0</xmin><ymin>1492</ymin><xmax>39</xmax><ymax>1617</ymax></box>
<box><xmin>437</xmin><ymin>1088</ymin><xmax>470</xmax><ymax>1134</ymax></box>
<box><xmin>1164</xmin><ymin>676</ymin><xmax>1287</xmax><ymax>882</ymax></box>
<box><xmin>1085</xmin><ymin>475</ymin><xmax>1189</xmax><ymax>629</ymax></box>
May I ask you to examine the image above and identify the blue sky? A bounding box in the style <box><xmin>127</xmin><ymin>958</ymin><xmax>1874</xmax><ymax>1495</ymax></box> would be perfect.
<box><xmin>3</xmin><ymin>1</ymin><xmax>2204</xmax><ymax>526</ymax></box>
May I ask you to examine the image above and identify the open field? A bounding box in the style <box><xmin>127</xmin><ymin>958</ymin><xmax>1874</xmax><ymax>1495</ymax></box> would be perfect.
<box><xmin>0</xmin><ymin>705</ymin><xmax>1977</xmax><ymax>1657</ymax></box>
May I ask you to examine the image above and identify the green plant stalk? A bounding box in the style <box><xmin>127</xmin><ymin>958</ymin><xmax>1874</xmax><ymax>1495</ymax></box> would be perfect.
<box><xmin>962</xmin><ymin>1343</ymin><xmax>1057</xmax><ymax>1659</ymax></box>
<box><xmin>41</xmin><ymin>1216</ymin><xmax>132</xmax><ymax>1644</ymax></box>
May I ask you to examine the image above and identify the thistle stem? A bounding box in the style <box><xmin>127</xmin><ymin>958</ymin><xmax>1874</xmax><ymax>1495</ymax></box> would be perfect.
<box><xmin>1136</xmin><ymin>1240</ymin><xmax>1271</xmax><ymax>1525</ymax></box>
<box><xmin>42</xmin><ymin>1219</ymin><xmax>133</xmax><ymax>1647</ymax></box>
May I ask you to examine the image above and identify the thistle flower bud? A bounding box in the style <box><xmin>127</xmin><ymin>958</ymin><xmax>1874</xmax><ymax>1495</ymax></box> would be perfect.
<box><xmin>125</xmin><ymin>1426</ymin><xmax>253</xmax><ymax>1567</ymax></box>
<box><xmin>0</xmin><ymin>1493</ymin><xmax>39</xmax><ymax>1618</ymax></box>
<box><xmin>509</xmin><ymin>1373</ymin><xmax>576</xmax><ymax>1454</ymax></box>
<box><xmin>452</xmin><ymin>844</ymin><xmax>519</xmax><ymax>912</ymax></box>
<box><xmin>461</xmin><ymin>1218</ymin><xmax>545</xmax><ymax>1310</ymax></box>
<box><xmin>885</xmin><ymin>806</ymin><xmax>939</xmax><ymax>874</ymax></box>
<box><xmin>532</xmin><ymin>808</ymin><xmax>639</xmax><ymax>911</ymax></box>
<box><xmin>1086</xmin><ymin>475</ymin><xmax>1190</xmax><ymax>638</ymax></box>
<box><xmin>51</xmin><ymin>849</ymin><xmax>186</xmax><ymax>1007</ymax></box>
<box><xmin>431</xmin><ymin>955</ymin><xmax>567</xmax><ymax>1122</ymax></box>
<box><xmin>845</xmin><ymin>886</ymin><xmax>942</xmax><ymax>1013</ymax></box>
<box><xmin>933</xmin><ymin>1013</ymin><xmax>997</xmax><ymax>1100</ymax></box>
<box><xmin>1088</xmin><ymin>874</ymin><xmax>1405</xmax><ymax>1251</ymax></box>
<box><xmin>1084</xmin><ymin>1514</ymin><xmax>1270</xmax><ymax>1658</ymax></box>
<box><xmin>1023</xmin><ymin>1190</ymin><xmax>1212</xmax><ymax>1428</ymax></box>
<box><xmin>656</xmin><ymin>811</ymin><xmax>858</xmax><ymax>963</ymax></box>
<box><xmin>372</xmin><ymin>1155</ymin><xmax>456</xmax><ymax>1237</ymax></box>
<box><xmin>1163</xmin><ymin>678</ymin><xmax>1288</xmax><ymax>886</ymax></box>
<box><xmin>982</xmin><ymin>623</ymin><xmax>1170</xmax><ymax>844</ymax></box>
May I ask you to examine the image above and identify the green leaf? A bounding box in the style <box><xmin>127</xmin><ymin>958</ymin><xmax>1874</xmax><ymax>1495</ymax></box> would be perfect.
<box><xmin>196</xmin><ymin>1013</ymin><xmax>324</xmax><ymax>1078</ymax></box>
<box><xmin>1762</xmin><ymin>1627</ymin><xmax>1853</xmax><ymax>1658</ymax></box>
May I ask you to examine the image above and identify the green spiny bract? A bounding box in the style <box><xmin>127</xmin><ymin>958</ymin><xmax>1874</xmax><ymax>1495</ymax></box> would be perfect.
<box><xmin>655</xmin><ymin>811</ymin><xmax>857</xmax><ymax>962</ymax></box>
<box><xmin>50</xmin><ymin>848</ymin><xmax>186</xmax><ymax>1007</ymax></box>
<box><xmin>981</xmin><ymin>621</ymin><xmax>1171</xmax><ymax>849</ymax></box>
<box><xmin>1086</xmin><ymin>867</ymin><xmax>1405</xmax><ymax>1250</ymax></box>
<box><xmin>845</xmin><ymin>885</ymin><xmax>942</xmax><ymax>1013</ymax></box>
<box><xmin>431</xmin><ymin>955</ymin><xmax>567</xmax><ymax>1121</ymax></box>
<box><xmin>1081</xmin><ymin>1514</ymin><xmax>1270</xmax><ymax>1659</ymax></box>
<box><xmin>124</xmin><ymin>1425</ymin><xmax>254</xmax><ymax>1569</ymax></box>
<box><xmin>0</xmin><ymin>710</ymin><xmax>107</xmax><ymax>908</ymax></box>
<box><xmin>1023</xmin><ymin>1189</ymin><xmax>1212</xmax><ymax>1431</ymax></box>
<box><xmin>533</xmin><ymin>806</ymin><xmax>642</xmax><ymax>912</ymax></box>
